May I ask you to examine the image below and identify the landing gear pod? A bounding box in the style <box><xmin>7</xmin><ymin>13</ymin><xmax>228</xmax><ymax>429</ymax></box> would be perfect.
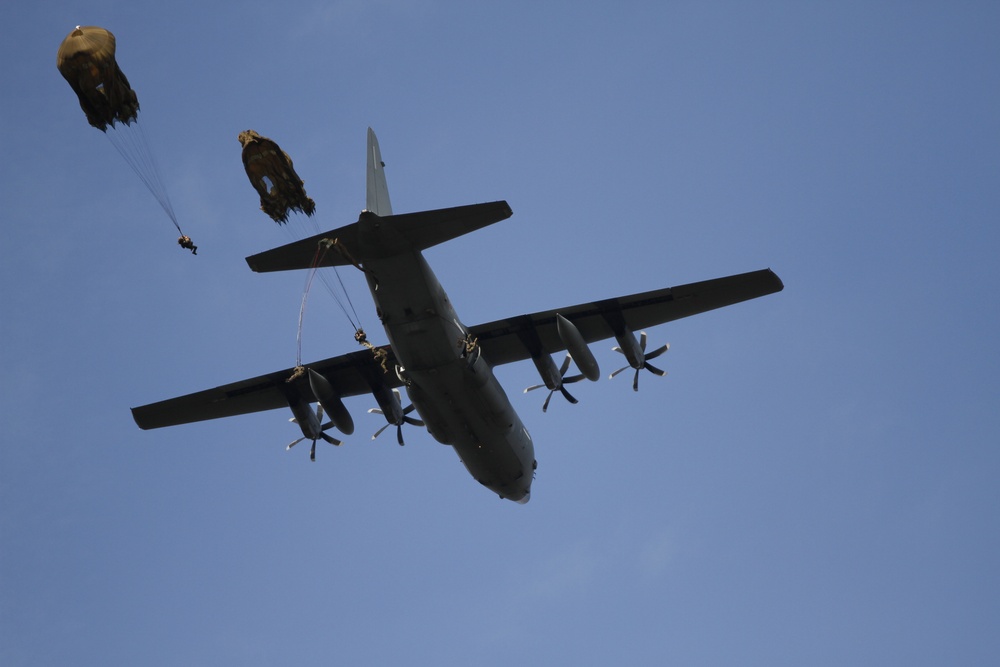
<box><xmin>307</xmin><ymin>369</ymin><xmax>354</xmax><ymax>435</ymax></box>
<box><xmin>555</xmin><ymin>314</ymin><xmax>600</xmax><ymax>382</ymax></box>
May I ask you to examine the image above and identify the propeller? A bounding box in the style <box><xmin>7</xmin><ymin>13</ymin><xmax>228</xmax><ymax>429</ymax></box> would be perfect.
<box><xmin>287</xmin><ymin>403</ymin><xmax>342</xmax><ymax>461</ymax></box>
<box><xmin>368</xmin><ymin>389</ymin><xmax>424</xmax><ymax>445</ymax></box>
<box><xmin>525</xmin><ymin>354</ymin><xmax>586</xmax><ymax>412</ymax></box>
<box><xmin>610</xmin><ymin>331</ymin><xmax>668</xmax><ymax>391</ymax></box>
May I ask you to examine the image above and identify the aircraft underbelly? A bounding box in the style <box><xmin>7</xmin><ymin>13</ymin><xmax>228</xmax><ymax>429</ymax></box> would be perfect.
<box><xmin>406</xmin><ymin>359</ymin><xmax>534</xmax><ymax>501</ymax></box>
<box><xmin>368</xmin><ymin>253</ymin><xmax>464</xmax><ymax>370</ymax></box>
<box><xmin>367</xmin><ymin>250</ymin><xmax>534</xmax><ymax>501</ymax></box>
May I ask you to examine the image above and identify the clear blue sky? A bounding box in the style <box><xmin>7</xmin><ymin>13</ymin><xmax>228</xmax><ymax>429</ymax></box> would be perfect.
<box><xmin>3</xmin><ymin>2</ymin><xmax>999</xmax><ymax>665</ymax></box>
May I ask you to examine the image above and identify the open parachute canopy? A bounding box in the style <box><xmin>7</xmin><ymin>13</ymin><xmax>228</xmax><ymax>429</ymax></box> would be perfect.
<box><xmin>239</xmin><ymin>130</ymin><xmax>316</xmax><ymax>224</ymax></box>
<box><xmin>57</xmin><ymin>25</ymin><xmax>195</xmax><ymax>254</ymax></box>
<box><xmin>57</xmin><ymin>26</ymin><xmax>138</xmax><ymax>131</ymax></box>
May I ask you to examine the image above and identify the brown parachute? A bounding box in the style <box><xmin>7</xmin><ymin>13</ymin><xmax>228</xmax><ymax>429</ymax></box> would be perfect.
<box><xmin>239</xmin><ymin>130</ymin><xmax>316</xmax><ymax>224</ymax></box>
<box><xmin>56</xmin><ymin>26</ymin><xmax>139</xmax><ymax>132</ymax></box>
<box><xmin>57</xmin><ymin>26</ymin><xmax>195</xmax><ymax>254</ymax></box>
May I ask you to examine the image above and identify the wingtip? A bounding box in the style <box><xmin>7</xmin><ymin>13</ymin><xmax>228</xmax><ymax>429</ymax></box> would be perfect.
<box><xmin>768</xmin><ymin>268</ymin><xmax>785</xmax><ymax>292</ymax></box>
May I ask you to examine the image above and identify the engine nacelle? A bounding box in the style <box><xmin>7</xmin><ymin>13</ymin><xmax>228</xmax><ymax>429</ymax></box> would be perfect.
<box><xmin>307</xmin><ymin>369</ymin><xmax>355</xmax><ymax>435</ymax></box>
<box><xmin>370</xmin><ymin>380</ymin><xmax>404</xmax><ymax>426</ymax></box>
<box><xmin>530</xmin><ymin>353</ymin><xmax>563</xmax><ymax>391</ymax></box>
<box><xmin>555</xmin><ymin>314</ymin><xmax>600</xmax><ymax>382</ymax></box>
<box><xmin>285</xmin><ymin>391</ymin><xmax>321</xmax><ymax>440</ymax></box>
<box><xmin>613</xmin><ymin>326</ymin><xmax>644</xmax><ymax>370</ymax></box>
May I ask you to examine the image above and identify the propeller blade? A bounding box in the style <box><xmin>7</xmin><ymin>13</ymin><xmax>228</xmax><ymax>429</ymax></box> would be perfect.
<box><xmin>558</xmin><ymin>354</ymin><xmax>572</xmax><ymax>375</ymax></box>
<box><xmin>559</xmin><ymin>385</ymin><xmax>579</xmax><ymax>404</ymax></box>
<box><xmin>286</xmin><ymin>404</ymin><xmax>343</xmax><ymax>459</ymax></box>
<box><xmin>644</xmin><ymin>362</ymin><xmax>667</xmax><ymax>377</ymax></box>
<box><xmin>531</xmin><ymin>354</ymin><xmax>585</xmax><ymax>411</ymax></box>
<box><xmin>646</xmin><ymin>344</ymin><xmax>669</xmax><ymax>360</ymax></box>
<box><xmin>609</xmin><ymin>331</ymin><xmax>669</xmax><ymax>391</ymax></box>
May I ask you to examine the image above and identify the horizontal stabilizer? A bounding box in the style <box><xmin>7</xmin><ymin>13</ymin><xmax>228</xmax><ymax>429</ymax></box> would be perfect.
<box><xmin>246</xmin><ymin>201</ymin><xmax>512</xmax><ymax>273</ymax></box>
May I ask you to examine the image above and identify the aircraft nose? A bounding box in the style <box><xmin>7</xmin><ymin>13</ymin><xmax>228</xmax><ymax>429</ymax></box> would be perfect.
<box><xmin>514</xmin><ymin>490</ymin><xmax>530</xmax><ymax>504</ymax></box>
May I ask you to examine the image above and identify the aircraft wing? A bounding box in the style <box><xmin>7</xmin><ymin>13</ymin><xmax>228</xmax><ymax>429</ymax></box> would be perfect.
<box><xmin>131</xmin><ymin>345</ymin><xmax>401</xmax><ymax>430</ymax></box>
<box><xmin>132</xmin><ymin>269</ymin><xmax>781</xmax><ymax>429</ymax></box>
<box><xmin>469</xmin><ymin>269</ymin><xmax>783</xmax><ymax>366</ymax></box>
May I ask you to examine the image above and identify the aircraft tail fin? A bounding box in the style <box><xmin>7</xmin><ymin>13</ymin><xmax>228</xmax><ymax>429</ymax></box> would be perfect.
<box><xmin>366</xmin><ymin>128</ymin><xmax>392</xmax><ymax>216</ymax></box>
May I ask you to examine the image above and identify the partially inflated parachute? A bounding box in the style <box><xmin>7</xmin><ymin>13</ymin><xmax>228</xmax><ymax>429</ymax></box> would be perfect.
<box><xmin>239</xmin><ymin>130</ymin><xmax>316</xmax><ymax>224</ymax></box>
<box><xmin>57</xmin><ymin>26</ymin><xmax>195</xmax><ymax>253</ymax></box>
<box><xmin>57</xmin><ymin>26</ymin><xmax>138</xmax><ymax>131</ymax></box>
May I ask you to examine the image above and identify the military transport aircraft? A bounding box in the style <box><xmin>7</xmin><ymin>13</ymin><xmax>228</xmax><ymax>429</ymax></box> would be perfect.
<box><xmin>132</xmin><ymin>128</ymin><xmax>783</xmax><ymax>503</ymax></box>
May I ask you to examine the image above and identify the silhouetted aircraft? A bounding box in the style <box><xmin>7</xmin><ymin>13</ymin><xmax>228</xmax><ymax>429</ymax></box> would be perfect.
<box><xmin>132</xmin><ymin>129</ymin><xmax>783</xmax><ymax>503</ymax></box>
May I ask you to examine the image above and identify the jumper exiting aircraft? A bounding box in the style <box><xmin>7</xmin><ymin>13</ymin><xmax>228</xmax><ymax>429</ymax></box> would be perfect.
<box><xmin>132</xmin><ymin>128</ymin><xmax>783</xmax><ymax>503</ymax></box>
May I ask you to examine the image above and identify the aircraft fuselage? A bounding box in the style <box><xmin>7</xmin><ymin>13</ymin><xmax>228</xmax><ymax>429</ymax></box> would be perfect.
<box><xmin>358</xmin><ymin>215</ymin><xmax>535</xmax><ymax>502</ymax></box>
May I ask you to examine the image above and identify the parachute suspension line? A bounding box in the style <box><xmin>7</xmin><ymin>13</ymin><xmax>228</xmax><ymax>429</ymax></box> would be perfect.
<box><xmin>105</xmin><ymin>121</ymin><xmax>182</xmax><ymax>235</ymax></box>
<box><xmin>295</xmin><ymin>266</ymin><xmax>319</xmax><ymax>368</ymax></box>
<box><xmin>293</xmin><ymin>237</ymin><xmax>368</xmax><ymax>370</ymax></box>
<box><xmin>327</xmin><ymin>239</ymin><xmax>390</xmax><ymax>372</ymax></box>
<box><xmin>312</xmin><ymin>239</ymin><xmax>363</xmax><ymax>330</ymax></box>
<box><xmin>294</xmin><ymin>241</ymin><xmax>334</xmax><ymax>369</ymax></box>
<box><xmin>278</xmin><ymin>217</ymin><xmax>352</xmax><ymax>310</ymax></box>
<box><xmin>323</xmin><ymin>238</ymin><xmax>372</xmax><ymax>335</ymax></box>
<box><xmin>133</xmin><ymin>121</ymin><xmax>179</xmax><ymax>229</ymax></box>
<box><xmin>292</xmin><ymin>236</ymin><xmax>388</xmax><ymax>375</ymax></box>
<box><xmin>331</xmin><ymin>261</ymin><xmax>362</xmax><ymax>326</ymax></box>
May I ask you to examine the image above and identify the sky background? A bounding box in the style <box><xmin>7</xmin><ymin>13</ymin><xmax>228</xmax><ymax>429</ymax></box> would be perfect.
<box><xmin>2</xmin><ymin>1</ymin><xmax>999</xmax><ymax>665</ymax></box>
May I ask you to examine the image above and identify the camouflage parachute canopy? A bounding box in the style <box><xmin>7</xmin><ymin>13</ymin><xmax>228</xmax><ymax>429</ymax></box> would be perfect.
<box><xmin>57</xmin><ymin>26</ymin><xmax>139</xmax><ymax>131</ymax></box>
<box><xmin>239</xmin><ymin>130</ymin><xmax>316</xmax><ymax>224</ymax></box>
